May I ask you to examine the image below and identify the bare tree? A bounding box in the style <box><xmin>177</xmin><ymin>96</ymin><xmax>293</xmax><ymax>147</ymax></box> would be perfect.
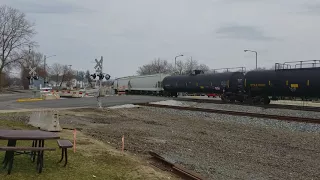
<box><xmin>85</xmin><ymin>70</ymin><xmax>93</xmax><ymax>88</ymax></box>
<box><xmin>184</xmin><ymin>57</ymin><xmax>199</xmax><ymax>74</ymax></box>
<box><xmin>137</xmin><ymin>57</ymin><xmax>211</xmax><ymax>76</ymax></box>
<box><xmin>50</xmin><ymin>63</ymin><xmax>63</xmax><ymax>84</ymax></box>
<box><xmin>75</xmin><ymin>71</ymin><xmax>85</xmax><ymax>81</ymax></box>
<box><xmin>178</xmin><ymin>59</ymin><xmax>210</xmax><ymax>75</ymax></box>
<box><xmin>19</xmin><ymin>50</ymin><xmax>45</xmax><ymax>89</ymax></box>
<box><xmin>75</xmin><ymin>70</ymin><xmax>85</xmax><ymax>87</ymax></box>
<box><xmin>6</xmin><ymin>76</ymin><xmax>21</xmax><ymax>87</ymax></box>
<box><xmin>20</xmin><ymin>50</ymin><xmax>43</xmax><ymax>68</ymax></box>
<box><xmin>137</xmin><ymin>58</ymin><xmax>173</xmax><ymax>75</ymax></box>
<box><xmin>0</xmin><ymin>5</ymin><xmax>36</xmax><ymax>89</ymax></box>
<box><xmin>198</xmin><ymin>64</ymin><xmax>210</xmax><ymax>73</ymax></box>
<box><xmin>175</xmin><ymin>60</ymin><xmax>185</xmax><ymax>75</ymax></box>
<box><xmin>0</xmin><ymin>72</ymin><xmax>9</xmax><ymax>87</ymax></box>
<box><xmin>59</xmin><ymin>65</ymin><xmax>74</xmax><ymax>87</ymax></box>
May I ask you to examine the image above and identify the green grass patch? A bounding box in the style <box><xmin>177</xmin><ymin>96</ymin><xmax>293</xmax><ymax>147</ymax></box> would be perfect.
<box><xmin>0</xmin><ymin>117</ymin><xmax>173</xmax><ymax>180</ymax></box>
<box><xmin>0</xmin><ymin>120</ymin><xmax>34</xmax><ymax>130</ymax></box>
<box><xmin>0</xmin><ymin>140</ymin><xmax>148</xmax><ymax>180</ymax></box>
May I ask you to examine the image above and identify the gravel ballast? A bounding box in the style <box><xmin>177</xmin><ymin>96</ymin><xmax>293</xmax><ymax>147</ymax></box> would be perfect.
<box><xmin>157</xmin><ymin>100</ymin><xmax>320</xmax><ymax>119</ymax></box>
<box><xmin>56</xmin><ymin>107</ymin><xmax>320</xmax><ymax>180</ymax></box>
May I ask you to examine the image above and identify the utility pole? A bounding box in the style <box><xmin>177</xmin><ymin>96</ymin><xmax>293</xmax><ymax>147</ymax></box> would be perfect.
<box><xmin>43</xmin><ymin>54</ymin><xmax>56</xmax><ymax>87</ymax></box>
<box><xmin>28</xmin><ymin>46</ymin><xmax>32</xmax><ymax>88</ymax></box>
<box><xmin>44</xmin><ymin>55</ymin><xmax>46</xmax><ymax>87</ymax></box>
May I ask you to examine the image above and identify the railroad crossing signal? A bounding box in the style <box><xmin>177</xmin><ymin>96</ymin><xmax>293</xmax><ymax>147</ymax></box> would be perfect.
<box><xmin>29</xmin><ymin>66</ymin><xmax>37</xmax><ymax>76</ymax></box>
<box><xmin>90</xmin><ymin>73</ymin><xmax>97</xmax><ymax>79</ymax></box>
<box><xmin>91</xmin><ymin>73</ymin><xmax>111</xmax><ymax>80</ymax></box>
<box><xmin>28</xmin><ymin>66</ymin><xmax>38</xmax><ymax>80</ymax></box>
<box><xmin>91</xmin><ymin>56</ymin><xmax>111</xmax><ymax>109</ymax></box>
<box><xmin>105</xmin><ymin>74</ymin><xmax>111</xmax><ymax>80</ymax></box>
<box><xmin>97</xmin><ymin>73</ymin><xmax>104</xmax><ymax>80</ymax></box>
<box><xmin>94</xmin><ymin>57</ymin><xmax>103</xmax><ymax>73</ymax></box>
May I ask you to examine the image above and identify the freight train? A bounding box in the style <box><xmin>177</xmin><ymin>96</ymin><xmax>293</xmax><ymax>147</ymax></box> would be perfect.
<box><xmin>113</xmin><ymin>73</ymin><xmax>173</xmax><ymax>95</ymax></box>
<box><xmin>113</xmin><ymin>60</ymin><xmax>320</xmax><ymax>104</ymax></box>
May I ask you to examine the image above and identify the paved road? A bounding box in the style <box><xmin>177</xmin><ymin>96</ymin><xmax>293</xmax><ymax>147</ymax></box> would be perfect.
<box><xmin>0</xmin><ymin>95</ymin><xmax>170</xmax><ymax>111</ymax></box>
<box><xmin>0</xmin><ymin>92</ymin><xmax>32</xmax><ymax>101</ymax></box>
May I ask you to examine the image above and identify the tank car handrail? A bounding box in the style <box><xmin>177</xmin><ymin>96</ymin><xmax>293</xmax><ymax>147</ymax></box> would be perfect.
<box><xmin>212</xmin><ymin>67</ymin><xmax>246</xmax><ymax>74</ymax></box>
<box><xmin>294</xmin><ymin>62</ymin><xmax>320</xmax><ymax>68</ymax></box>
<box><xmin>276</xmin><ymin>60</ymin><xmax>320</xmax><ymax>70</ymax></box>
<box><xmin>282</xmin><ymin>60</ymin><xmax>320</xmax><ymax>64</ymax></box>
<box><xmin>275</xmin><ymin>63</ymin><xmax>291</xmax><ymax>70</ymax></box>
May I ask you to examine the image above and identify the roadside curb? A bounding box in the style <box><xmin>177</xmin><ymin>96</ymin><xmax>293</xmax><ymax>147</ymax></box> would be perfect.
<box><xmin>16</xmin><ymin>98</ymin><xmax>43</xmax><ymax>102</ymax></box>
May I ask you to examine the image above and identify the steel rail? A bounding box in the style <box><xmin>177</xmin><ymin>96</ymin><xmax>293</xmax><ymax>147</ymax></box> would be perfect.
<box><xmin>149</xmin><ymin>151</ymin><xmax>206</xmax><ymax>180</ymax></box>
<box><xmin>176</xmin><ymin>98</ymin><xmax>320</xmax><ymax>112</ymax></box>
<box><xmin>135</xmin><ymin>103</ymin><xmax>320</xmax><ymax>124</ymax></box>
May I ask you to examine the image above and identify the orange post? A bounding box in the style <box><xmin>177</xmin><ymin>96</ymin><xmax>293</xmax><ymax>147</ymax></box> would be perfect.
<box><xmin>121</xmin><ymin>135</ymin><xmax>124</xmax><ymax>153</ymax></box>
<box><xmin>73</xmin><ymin>129</ymin><xmax>76</xmax><ymax>153</ymax></box>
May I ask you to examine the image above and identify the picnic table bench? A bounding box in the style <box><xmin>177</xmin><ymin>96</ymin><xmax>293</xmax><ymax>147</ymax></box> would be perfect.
<box><xmin>0</xmin><ymin>130</ymin><xmax>60</xmax><ymax>174</ymax></box>
<box><xmin>57</xmin><ymin>139</ymin><xmax>73</xmax><ymax>167</ymax></box>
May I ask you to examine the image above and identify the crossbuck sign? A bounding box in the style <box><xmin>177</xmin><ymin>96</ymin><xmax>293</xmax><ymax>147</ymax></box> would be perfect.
<box><xmin>29</xmin><ymin>66</ymin><xmax>37</xmax><ymax>76</ymax></box>
<box><xmin>94</xmin><ymin>57</ymin><xmax>103</xmax><ymax>73</ymax></box>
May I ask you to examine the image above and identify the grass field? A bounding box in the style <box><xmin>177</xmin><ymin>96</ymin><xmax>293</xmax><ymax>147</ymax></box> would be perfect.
<box><xmin>0</xmin><ymin>119</ymin><xmax>174</xmax><ymax>180</ymax></box>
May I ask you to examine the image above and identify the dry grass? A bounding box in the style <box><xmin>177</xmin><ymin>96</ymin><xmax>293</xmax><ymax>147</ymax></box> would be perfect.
<box><xmin>0</xmin><ymin>119</ymin><xmax>176</xmax><ymax>180</ymax></box>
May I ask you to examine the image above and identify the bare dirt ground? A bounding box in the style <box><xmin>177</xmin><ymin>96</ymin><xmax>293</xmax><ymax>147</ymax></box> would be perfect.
<box><xmin>55</xmin><ymin>107</ymin><xmax>320</xmax><ymax>180</ymax></box>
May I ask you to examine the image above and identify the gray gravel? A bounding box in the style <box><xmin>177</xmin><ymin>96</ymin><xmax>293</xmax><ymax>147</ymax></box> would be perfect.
<box><xmin>145</xmin><ymin>107</ymin><xmax>320</xmax><ymax>179</ymax></box>
<box><xmin>57</xmin><ymin>107</ymin><xmax>320</xmax><ymax>180</ymax></box>
<box><xmin>147</xmin><ymin>107</ymin><xmax>320</xmax><ymax>179</ymax></box>
<box><xmin>175</xmin><ymin>101</ymin><xmax>320</xmax><ymax>119</ymax></box>
<box><xmin>147</xmin><ymin>106</ymin><xmax>320</xmax><ymax>133</ymax></box>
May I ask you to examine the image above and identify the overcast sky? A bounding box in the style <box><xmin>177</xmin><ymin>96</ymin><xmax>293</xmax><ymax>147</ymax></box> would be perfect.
<box><xmin>2</xmin><ymin>0</ymin><xmax>320</xmax><ymax>78</ymax></box>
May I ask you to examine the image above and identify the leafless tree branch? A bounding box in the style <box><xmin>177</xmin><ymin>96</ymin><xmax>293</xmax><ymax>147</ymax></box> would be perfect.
<box><xmin>0</xmin><ymin>5</ymin><xmax>36</xmax><ymax>88</ymax></box>
<box><xmin>137</xmin><ymin>58</ymin><xmax>173</xmax><ymax>75</ymax></box>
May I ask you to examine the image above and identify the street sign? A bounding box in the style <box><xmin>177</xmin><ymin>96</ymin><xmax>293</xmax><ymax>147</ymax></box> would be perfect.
<box><xmin>29</xmin><ymin>66</ymin><xmax>36</xmax><ymax>76</ymax></box>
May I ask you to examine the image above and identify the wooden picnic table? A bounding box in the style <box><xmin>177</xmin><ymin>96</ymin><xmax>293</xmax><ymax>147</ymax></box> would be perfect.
<box><xmin>0</xmin><ymin>129</ymin><xmax>60</xmax><ymax>174</ymax></box>
<box><xmin>0</xmin><ymin>130</ymin><xmax>60</xmax><ymax>140</ymax></box>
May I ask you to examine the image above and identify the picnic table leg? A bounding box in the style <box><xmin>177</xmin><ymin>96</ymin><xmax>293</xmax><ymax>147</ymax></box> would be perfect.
<box><xmin>63</xmin><ymin>148</ymin><xmax>68</xmax><ymax>167</ymax></box>
<box><xmin>7</xmin><ymin>154</ymin><xmax>14</xmax><ymax>175</ymax></box>
<box><xmin>31</xmin><ymin>140</ymin><xmax>38</xmax><ymax>162</ymax></box>
<box><xmin>3</xmin><ymin>140</ymin><xmax>16</xmax><ymax>170</ymax></box>
<box><xmin>58</xmin><ymin>147</ymin><xmax>64</xmax><ymax>163</ymax></box>
<box><xmin>36</xmin><ymin>140</ymin><xmax>44</xmax><ymax>173</ymax></box>
<box><xmin>40</xmin><ymin>140</ymin><xmax>44</xmax><ymax>170</ymax></box>
<box><xmin>58</xmin><ymin>148</ymin><xmax>68</xmax><ymax>167</ymax></box>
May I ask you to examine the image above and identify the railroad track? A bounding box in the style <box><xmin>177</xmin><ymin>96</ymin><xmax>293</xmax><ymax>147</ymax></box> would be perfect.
<box><xmin>176</xmin><ymin>97</ymin><xmax>320</xmax><ymax>112</ymax></box>
<box><xmin>134</xmin><ymin>103</ymin><xmax>320</xmax><ymax>124</ymax></box>
<box><xmin>149</xmin><ymin>151</ymin><xmax>206</xmax><ymax>180</ymax></box>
